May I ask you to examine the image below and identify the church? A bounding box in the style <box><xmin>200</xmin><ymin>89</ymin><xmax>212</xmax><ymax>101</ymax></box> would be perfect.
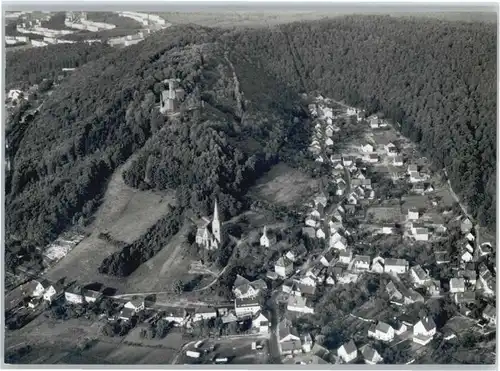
<box><xmin>195</xmin><ymin>199</ymin><xmax>222</xmax><ymax>250</ymax></box>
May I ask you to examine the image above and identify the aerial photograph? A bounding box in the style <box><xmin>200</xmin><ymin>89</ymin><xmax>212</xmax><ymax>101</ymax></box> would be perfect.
<box><xmin>2</xmin><ymin>2</ymin><xmax>497</xmax><ymax>366</ymax></box>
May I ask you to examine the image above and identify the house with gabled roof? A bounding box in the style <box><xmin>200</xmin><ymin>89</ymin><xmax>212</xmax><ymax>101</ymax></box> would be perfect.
<box><xmin>369</xmin><ymin>117</ymin><xmax>379</xmax><ymax>129</ymax></box>
<box><xmin>337</xmin><ymin>340</ymin><xmax>357</xmax><ymax>363</ymax></box>
<box><xmin>393</xmin><ymin>155</ymin><xmax>404</xmax><ymax>167</ymax></box>
<box><xmin>287</xmin><ymin>295</ymin><xmax>314</xmax><ymax>314</ymax></box>
<box><xmin>119</xmin><ymin>307</ymin><xmax>136</xmax><ymax>322</ymax></box>
<box><xmin>410</xmin><ymin>265</ymin><xmax>430</xmax><ymax>286</ymax></box>
<box><xmin>353</xmin><ymin>255</ymin><xmax>370</xmax><ymax>271</ymax></box>
<box><xmin>408</xmin><ymin>208</ymin><xmax>419</xmax><ymax>221</ymax></box>
<box><xmin>449</xmin><ymin>278</ymin><xmax>466</xmax><ymax>293</ymax></box>
<box><xmin>361</xmin><ymin>143</ymin><xmax>374</xmax><ymax>153</ymax></box>
<box><xmin>435</xmin><ymin>251</ymin><xmax>450</xmax><ymax>264</ymax></box>
<box><xmin>360</xmin><ymin>344</ymin><xmax>383</xmax><ymax>365</ymax></box>
<box><xmin>370</xmin><ymin>321</ymin><xmax>395</xmax><ymax>342</ymax></box>
<box><xmin>42</xmin><ymin>282</ymin><xmax>64</xmax><ymax>303</ymax></box>
<box><xmin>460</xmin><ymin>218</ymin><xmax>473</xmax><ymax>234</ymax></box>
<box><xmin>454</xmin><ymin>291</ymin><xmax>476</xmax><ymax>306</ymax></box>
<box><xmin>461</xmin><ymin>251</ymin><xmax>473</xmax><ymax>263</ymax></box>
<box><xmin>163</xmin><ymin>307</ymin><xmax>187</xmax><ymax>326</ymax></box>
<box><xmin>457</xmin><ymin>270</ymin><xmax>477</xmax><ymax>286</ymax></box>
<box><xmin>479</xmin><ymin>243</ymin><xmax>493</xmax><ymax>257</ymax></box>
<box><xmin>384</xmin><ymin>258</ymin><xmax>409</xmax><ymax>275</ymax></box>
<box><xmin>386</xmin><ymin>281</ymin><xmax>404</xmax><ymax>302</ymax></box>
<box><xmin>275</xmin><ymin>256</ymin><xmax>293</xmax><ymax>278</ymax></box>
<box><xmin>413</xmin><ymin>227</ymin><xmax>429</xmax><ymax>241</ymax></box>
<box><xmin>252</xmin><ymin>312</ymin><xmax>269</xmax><ymax>334</ymax></box>
<box><xmin>234</xmin><ymin>298</ymin><xmax>260</xmax><ymax>317</ymax></box>
<box><xmin>338</xmin><ymin>249</ymin><xmax>353</xmax><ymax>265</ymax></box>
<box><xmin>371</xmin><ymin>259</ymin><xmax>384</xmax><ymax>274</ymax></box>
<box><xmin>482</xmin><ymin>304</ymin><xmax>496</xmax><ymax>326</ymax></box>
<box><xmin>413</xmin><ymin>317</ymin><xmax>436</xmax><ymax>345</ymax></box>
<box><xmin>125</xmin><ymin>299</ymin><xmax>146</xmax><ymax>312</ymax></box>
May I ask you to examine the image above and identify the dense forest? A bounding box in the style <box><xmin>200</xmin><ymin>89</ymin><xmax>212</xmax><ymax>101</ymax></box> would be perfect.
<box><xmin>225</xmin><ymin>15</ymin><xmax>496</xmax><ymax>227</ymax></box>
<box><xmin>5</xmin><ymin>15</ymin><xmax>496</xmax><ymax>275</ymax></box>
<box><xmin>5</xmin><ymin>43</ymin><xmax>113</xmax><ymax>89</ymax></box>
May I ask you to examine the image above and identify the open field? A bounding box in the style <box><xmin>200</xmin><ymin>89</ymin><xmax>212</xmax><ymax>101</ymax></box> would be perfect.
<box><xmin>366</xmin><ymin>206</ymin><xmax>403</xmax><ymax>222</ymax></box>
<box><xmin>250</xmin><ymin>163</ymin><xmax>319</xmax><ymax>207</ymax></box>
<box><xmin>43</xmin><ymin>155</ymin><xmax>176</xmax><ymax>293</ymax></box>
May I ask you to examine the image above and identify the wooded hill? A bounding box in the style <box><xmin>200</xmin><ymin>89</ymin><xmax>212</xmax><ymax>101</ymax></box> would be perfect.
<box><xmin>5</xmin><ymin>15</ymin><xmax>496</xmax><ymax>275</ymax></box>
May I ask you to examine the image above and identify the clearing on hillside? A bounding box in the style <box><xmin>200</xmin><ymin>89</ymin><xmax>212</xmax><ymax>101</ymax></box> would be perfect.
<box><xmin>44</xmin><ymin>154</ymin><xmax>175</xmax><ymax>292</ymax></box>
<box><xmin>250</xmin><ymin>163</ymin><xmax>319</xmax><ymax>207</ymax></box>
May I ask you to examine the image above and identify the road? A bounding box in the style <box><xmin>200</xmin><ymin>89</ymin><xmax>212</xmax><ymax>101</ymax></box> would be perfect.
<box><xmin>266</xmin><ymin>291</ymin><xmax>283</xmax><ymax>364</ymax></box>
<box><xmin>443</xmin><ymin>168</ymin><xmax>481</xmax><ymax>256</ymax></box>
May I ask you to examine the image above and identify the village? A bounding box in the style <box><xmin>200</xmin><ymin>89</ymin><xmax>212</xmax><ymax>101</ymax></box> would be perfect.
<box><xmin>4</xmin><ymin>93</ymin><xmax>496</xmax><ymax>365</ymax></box>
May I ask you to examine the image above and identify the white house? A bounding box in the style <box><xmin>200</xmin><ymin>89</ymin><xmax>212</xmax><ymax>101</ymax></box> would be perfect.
<box><xmin>31</xmin><ymin>280</ymin><xmax>50</xmax><ymax>298</ymax></box>
<box><xmin>410</xmin><ymin>265</ymin><xmax>430</xmax><ymax>286</ymax></box>
<box><xmin>449</xmin><ymin>278</ymin><xmax>466</xmax><ymax>293</ymax></box>
<box><xmin>408</xmin><ymin>208</ymin><xmax>419</xmax><ymax>221</ymax></box>
<box><xmin>42</xmin><ymin>284</ymin><xmax>62</xmax><ymax>303</ymax></box>
<box><xmin>316</xmin><ymin>228</ymin><xmax>326</xmax><ymax>239</ymax></box>
<box><xmin>369</xmin><ymin>322</ymin><xmax>395</xmax><ymax>342</ymax></box>
<box><xmin>361</xmin><ymin>144</ymin><xmax>374</xmax><ymax>153</ymax></box>
<box><xmin>360</xmin><ymin>345</ymin><xmax>383</xmax><ymax>365</ymax></box>
<box><xmin>413</xmin><ymin>317</ymin><xmax>436</xmax><ymax>345</ymax></box>
<box><xmin>83</xmin><ymin>289</ymin><xmax>102</xmax><ymax>303</ymax></box>
<box><xmin>339</xmin><ymin>249</ymin><xmax>353</xmax><ymax>265</ymax></box>
<box><xmin>164</xmin><ymin>307</ymin><xmax>186</xmax><ymax>326</ymax></box>
<box><xmin>385</xmin><ymin>143</ymin><xmax>398</xmax><ymax>157</ymax></box>
<box><xmin>65</xmin><ymin>289</ymin><xmax>84</xmax><ymax>305</ymax></box>
<box><xmin>381</xmin><ymin>225</ymin><xmax>394</xmax><ymax>235</ymax></box>
<box><xmin>193</xmin><ymin>307</ymin><xmax>217</xmax><ymax>321</ymax></box>
<box><xmin>287</xmin><ymin>295</ymin><xmax>314</xmax><ymax>314</ymax></box>
<box><xmin>325</xmin><ymin>137</ymin><xmax>334</xmax><ymax>147</ymax></box>
<box><xmin>465</xmin><ymin>233</ymin><xmax>475</xmax><ymax>242</ymax></box>
<box><xmin>305</xmin><ymin>216</ymin><xmax>317</xmax><ymax>228</ymax></box>
<box><xmin>125</xmin><ymin>299</ymin><xmax>145</xmax><ymax>312</ymax></box>
<box><xmin>369</xmin><ymin>117</ymin><xmax>379</xmax><ymax>129</ymax></box>
<box><xmin>331</xmin><ymin>236</ymin><xmax>348</xmax><ymax>251</ymax></box>
<box><xmin>235</xmin><ymin>298</ymin><xmax>260</xmax><ymax>317</ymax></box>
<box><xmin>413</xmin><ymin>228</ymin><xmax>429</xmax><ymax>241</ymax></box>
<box><xmin>336</xmin><ymin>182</ymin><xmax>346</xmax><ymax>196</ymax></box>
<box><xmin>275</xmin><ymin>256</ymin><xmax>294</xmax><ymax>278</ymax></box>
<box><xmin>337</xmin><ymin>340</ymin><xmax>357</xmax><ymax>363</ymax></box>
<box><xmin>301</xmin><ymin>333</ymin><xmax>313</xmax><ymax>353</ymax></box>
<box><xmin>384</xmin><ymin>258</ymin><xmax>409</xmax><ymax>274</ymax></box>
<box><xmin>367</xmin><ymin>154</ymin><xmax>379</xmax><ymax>163</ymax></box>
<box><xmin>371</xmin><ymin>260</ymin><xmax>384</xmax><ymax>273</ymax></box>
<box><xmin>252</xmin><ymin>312</ymin><xmax>269</xmax><ymax>334</ymax></box>
<box><xmin>393</xmin><ymin>155</ymin><xmax>404</xmax><ymax>167</ymax></box>
<box><xmin>461</xmin><ymin>251</ymin><xmax>473</xmax><ymax>263</ymax></box>
<box><xmin>353</xmin><ymin>255</ymin><xmax>371</xmax><ymax>271</ymax></box>
<box><xmin>342</xmin><ymin>156</ymin><xmax>354</xmax><ymax>167</ymax></box>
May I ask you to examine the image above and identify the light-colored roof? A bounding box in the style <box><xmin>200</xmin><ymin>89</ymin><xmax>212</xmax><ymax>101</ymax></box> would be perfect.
<box><xmin>450</xmin><ymin>278</ymin><xmax>465</xmax><ymax>289</ymax></box>
<box><xmin>418</xmin><ymin>317</ymin><xmax>436</xmax><ymax>332</ymax></box>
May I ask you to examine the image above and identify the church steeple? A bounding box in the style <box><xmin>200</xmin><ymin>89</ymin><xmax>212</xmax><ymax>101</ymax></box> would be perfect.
<box><xmin>212</xmin><ymin>198</ymin><xmax>221</xmax><ymax>243</ymax></box>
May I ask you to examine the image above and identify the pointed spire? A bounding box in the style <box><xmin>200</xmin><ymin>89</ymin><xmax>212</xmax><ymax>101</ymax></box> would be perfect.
<box><xmin>213</xmin><ymin>198</ymin><xmax>219</xmax><ymax>222</ymax></box>
<box><xmin>262</xmin><ymin>225</ymin><xmax>267</xmax><ymax>236</ymax></box>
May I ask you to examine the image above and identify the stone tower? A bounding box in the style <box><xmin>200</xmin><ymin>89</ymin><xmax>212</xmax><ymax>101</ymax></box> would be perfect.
<box><xmin>212</xmin><ymin>198</ymin><xmax>221</xmax><ymax>243</ymax></box>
